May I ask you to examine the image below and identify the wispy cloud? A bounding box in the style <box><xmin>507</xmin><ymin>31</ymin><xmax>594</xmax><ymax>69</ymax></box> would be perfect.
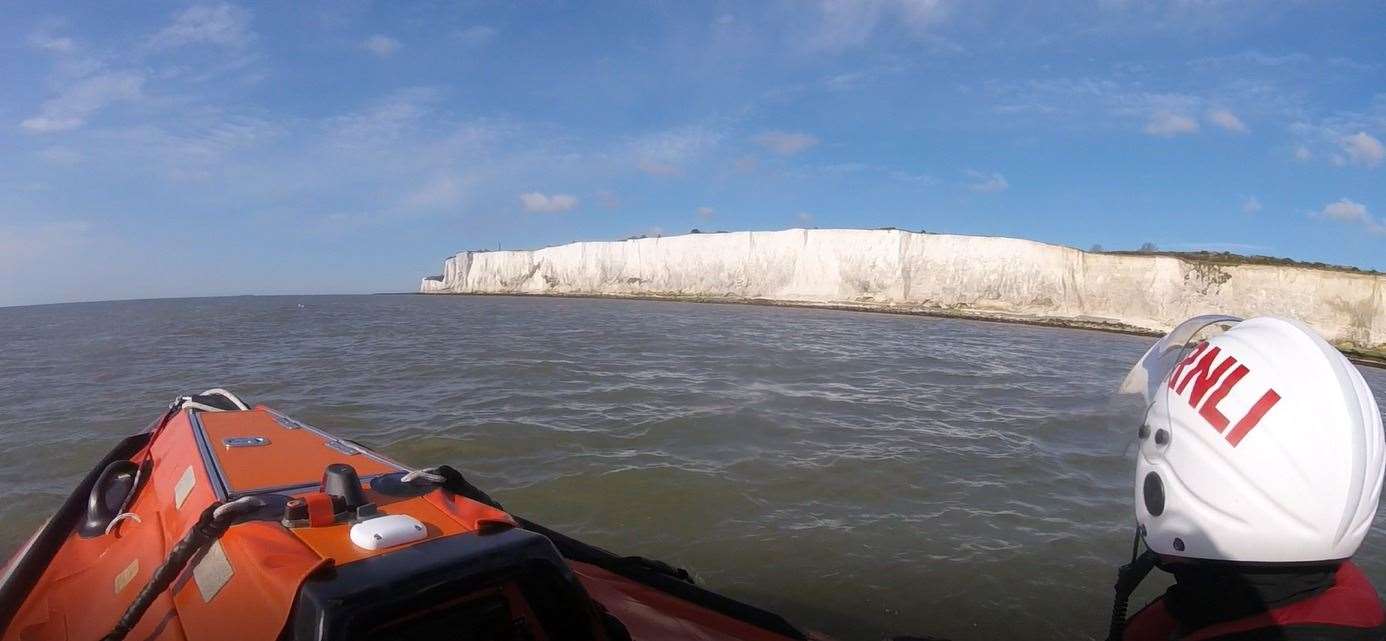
<box><xmin>965</xmin><ymin>170</ymin><xmax>1008</xmax><ymax>193</ymax></box>
<box><xmin>1240</xmin><ymin>196</ymin><xmax>1262</xmax><ymax>215</ymax></box>
<box><xmin>0</xmin><ymin>221</ymin><xmax>92</xmax><ymax>271</ymax></box>
<box><xmin>454</xmin><ymin>26</ymin><xmax>496</xmax><ymax>47</ymax></box>
<box><xmin>520</xmin><ymin>192</ymin><xmax>578</xmax><ymax>213</ymax></box>
<box><xmin>805</xmin><ymin>0</ymin><xmax>949</xmax><ymax>52</ymax></box>
<box><xmin>363</xmin><ymin>35</ymin><xmax>402</xmax><ymax>57</ymax></box>
<box><xmin>1206</xmin><ymin>108</ymin><xmax>1247</xmax><ymax>133</ymax></box>
<box><xmin>21</xmin><ymin>71</ymin><xmax>145</xmax><ymax>133</ymax></box>
<box><xmin>696</xmin><ymin>206</ymin><xmax>715</xmax><ymax>222</ymax></box>
<box><xmin>147</xmin><ymin>3</ymin><xmax>253</xmax><ymax>50</ymax></box>
<box><xmin>28</xmin><ymin>32</ymin><xmax>76</xmax><ymax>54</ymax></box>
<box><xmin>38</xmin><ymin>147</ymin><xmax>84</xmax><ymax>166</ymax></box>
<box><xmin>753</xmin><ymin>131</ymin><xmax>819</xmax><ymax>155</ymax></box>
<box><xmin>1144</xmin><ymin>111</ymin><xmax>1199</xmax><ymax>137</ymax></box>
<box><xmin>629</xmin><ymin>125</ymin><xmax>722</xmax><ymax>175</ymax></box>
<box><xmin>324</xmin><ymin>87</ymin><xmax>438</xmax><ymax>149</ymax></box>
<box><xmin>1310</xmin><ymin>198</ymin><xmax>1383</xmax><ymax>234</ymax></box>
<box><xmin>403</xmin><ymin>174</ymin><xmax>465</xmax><ymax>211</ymax></box>
<box><xmin>637</xmin><ymin>160</ymin><xmax>681</xmax><ymax>176</ymax></box>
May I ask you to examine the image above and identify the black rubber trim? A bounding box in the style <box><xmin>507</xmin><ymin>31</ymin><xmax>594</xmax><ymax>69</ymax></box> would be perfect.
<box><xmin>429</xmin><ymin>466</ymin><xmax>807</xmax><ymax>639</ymax></box>
<box><xmin>291</xmin><ymin>527</ymin><xmax>603</xmax><ymax>641</ymax></box>
<box><xmin>516</xmin><ymin>517</ymin><xmax>809</xmax><ymax>640</ymax></box>
<box><xmin>0</xmin><ymin>433</ymin><xmax>151</xmax><ymax>632</ymax></box>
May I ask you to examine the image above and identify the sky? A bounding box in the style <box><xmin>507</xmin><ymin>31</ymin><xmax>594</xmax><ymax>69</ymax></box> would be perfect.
<box><xmin>3</xmin><ymin>1</ymin><xmax>1385</xmax><ymax>307</ymax></box>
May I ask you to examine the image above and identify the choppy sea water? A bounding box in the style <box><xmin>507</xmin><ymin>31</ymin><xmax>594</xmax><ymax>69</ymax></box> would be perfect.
<box><xmin>1</xmin><ymin>295</ymin><xmax>1383</xmax><ymax>641</ymax></box>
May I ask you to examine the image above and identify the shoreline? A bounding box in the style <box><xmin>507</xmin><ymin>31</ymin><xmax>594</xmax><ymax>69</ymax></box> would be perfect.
<box><xmin>415</xmin><ymin>291</ymin><xmax>1386</xmax><ymax>368</ymax></box>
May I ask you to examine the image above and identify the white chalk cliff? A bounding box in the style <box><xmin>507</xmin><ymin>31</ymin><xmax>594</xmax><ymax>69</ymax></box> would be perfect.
<box><xmin>421</xmin><ymin>229</ymin><xmax>1386</xmax><ymax>357</ymax></box>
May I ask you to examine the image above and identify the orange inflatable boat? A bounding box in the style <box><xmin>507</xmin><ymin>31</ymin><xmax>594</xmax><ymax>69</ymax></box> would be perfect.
<box><xmin>0</xmin><ymin>390</ymin><xmax>827</xmax><ymax>641</ymax></box>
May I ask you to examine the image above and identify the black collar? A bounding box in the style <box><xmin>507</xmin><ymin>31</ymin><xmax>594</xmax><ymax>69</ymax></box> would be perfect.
<box><xmin>1162</xmin><ymin>561</ymin><xmax>1340</xmax><ymax>632</ymax></box>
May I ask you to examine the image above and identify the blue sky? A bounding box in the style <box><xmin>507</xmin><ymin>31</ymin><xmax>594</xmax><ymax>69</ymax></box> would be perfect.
<box><xmin>3</xmin><ymin>1</ymin><xmax>1385</xmax><ymax>306</ymax></box>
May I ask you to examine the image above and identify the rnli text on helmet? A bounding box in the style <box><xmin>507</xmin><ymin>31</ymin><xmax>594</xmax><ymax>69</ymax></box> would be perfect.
<box><xmin>1168</xmin><ymin>341</ymin><xmax>1282</xmax><ymax>447</ymax></box>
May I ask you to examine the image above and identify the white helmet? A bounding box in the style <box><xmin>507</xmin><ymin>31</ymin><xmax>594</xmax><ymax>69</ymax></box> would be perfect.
<box><xmin>1122</xmin><ymin>315</ymin><xmax>1385</xmax><ymax>563</ymax></box>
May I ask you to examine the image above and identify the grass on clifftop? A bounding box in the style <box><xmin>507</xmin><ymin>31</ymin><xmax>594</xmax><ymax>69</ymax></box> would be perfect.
<box><xmin>1100</xmin><ymin>249</ymin><xmax>1382</xmax><ymax>275</ymax></box>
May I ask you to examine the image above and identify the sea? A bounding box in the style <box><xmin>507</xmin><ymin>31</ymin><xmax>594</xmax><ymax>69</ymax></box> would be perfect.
<box><xmin>2</xmin><ymin>294</ymin><xmax>1383</xmax><ymax>640</ymax></box>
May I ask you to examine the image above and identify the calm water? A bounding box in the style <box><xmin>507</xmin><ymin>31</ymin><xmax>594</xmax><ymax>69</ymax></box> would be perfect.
<box><xmin>2</xmin><ymin>295</ymin><xmax>1384</xmax><ymax>640</ymax></box>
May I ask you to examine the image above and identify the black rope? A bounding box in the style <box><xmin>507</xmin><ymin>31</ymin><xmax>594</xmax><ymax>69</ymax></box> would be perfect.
<box><xmin>102</xmin><ymin>497</ymin><xmax>262</xmax><ymax>641</ymax></box>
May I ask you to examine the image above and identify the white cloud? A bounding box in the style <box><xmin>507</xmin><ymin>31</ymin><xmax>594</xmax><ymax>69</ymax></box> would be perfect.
<box><xmin>696</xmin><ymin>206</ymin><xmax>715</xmax><ymax>221</ymax></box>
<box><xmin>1240</xmin><ymin>196</ymin><xmax>1262</xmax><ymax>215</ymax></box>
<box><xmin>1340</xmin><ymin>132</ymin><xmax>1383</xmax><ymax>167</ymax></box>
<box><xmin>1294</xmin><ymin>145</ymin><xmax>1312</xmax><ymax>161</ymax></box>
<box><xmin>454</xmin><ymin>26</ymin><xmax>496</xmax><ymax>47</ymax></box>
<box><xmin>1311</xmin><ymin>198</ymin><xmax>1383</xmax><ymax>234</ymax></box>
<box><xmin>148</xmin><ymin>3</ymin><xmax>253</xmax><ymax>50</ymax></box>
<box><xmin>1206</xmin><ymin>109</ymin><xmax>1247</xmax><ymax>133</ymax></box>
<box><xmin>796</xmin><ymin>211</ymin><xmax>815</xmax><ymax>225</ymax></box>
<box><xmin>1144</xmin><ymin>111</ymin><xmax>1199</xmax><ymax>137</ymax></box>
<box><xmin>519</xmin><ymin>192</ymin><xmax>578</xmax><ymax>213</ymax></box>
<box><xmin>753</xmin><ymin>131</ymin><xmax>819</xmax><ymax>155</ymax></box>
<box><xmin>966</xmin><ymin>170</ymin><xmax>1009</xmax><ymax>193</ymax></box>
<box><xmin>363</xmin><ymin>35</ymin><xmax>402</xmax><ymax>57</ymax></box>
<box><xmin>21</xmin><ymin>71</ymin><xmax>145</xmax><ymax>133</ymax></box>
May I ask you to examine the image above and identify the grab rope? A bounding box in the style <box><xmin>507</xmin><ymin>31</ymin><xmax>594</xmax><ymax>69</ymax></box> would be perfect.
<box><xmin>199</xmin><ymin>389</ymin><xmax>249</xmax><ymax>410</ymax></box>
<box><xmin>401</xmin><ymin>467</ymin><xmax>447</xmax><ymax>485</ymax></box>
<box><xmin>103</xmin><ymin>512</ymin><xmax>141</xmax><ymax>537</ymax></box>
<box><xmin>174</xmin><ymin>388</ymin><xmax>251</xmax><ymax>414</ymax></box>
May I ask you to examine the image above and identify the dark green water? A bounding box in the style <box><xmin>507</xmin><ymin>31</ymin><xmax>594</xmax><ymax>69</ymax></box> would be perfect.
<box><xmin>1</xmin><ymin>295</ymin><xmax>1382</xmax><ymax>640</ymax></box>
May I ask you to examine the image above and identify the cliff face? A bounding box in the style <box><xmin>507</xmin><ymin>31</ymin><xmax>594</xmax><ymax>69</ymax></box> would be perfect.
<box><xmin>420</xmin><ymin>229</ymin><xmax>1386</xmax><ymax>357</ymax></box>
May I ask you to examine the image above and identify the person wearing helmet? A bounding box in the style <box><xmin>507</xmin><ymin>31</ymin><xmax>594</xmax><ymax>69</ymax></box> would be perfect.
<box><xmin>1107</xmin><ymin>316</ymin><xmax>1386</xmax><ymax>641</ymax></box>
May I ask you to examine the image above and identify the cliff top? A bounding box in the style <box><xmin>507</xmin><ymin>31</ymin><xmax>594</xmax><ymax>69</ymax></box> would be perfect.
<box><xmin>454</xmin><ymin>228</ymin><xmax>1381</xmax><ymax>277</ymax></box>
<box><xmin>1103</xmin><ymin>249</ymin><xmax>1381</xmax><ymax>276</ymax></box>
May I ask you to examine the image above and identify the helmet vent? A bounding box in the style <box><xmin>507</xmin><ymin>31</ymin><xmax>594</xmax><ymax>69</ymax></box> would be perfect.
<box><xmin>1154</xmin><ymin>429</ymin><xmax>1170</xmax><ymax>446</ymax></box>
<box><xmin>1143</xmin><ymin>472</ymin><xmax>1165</xmax><ymax>516</ymax></box>
<box><xmin>1173</xmin><ymin>538</ymin><xmax>1185</xmax><ymax>552</ymax></box>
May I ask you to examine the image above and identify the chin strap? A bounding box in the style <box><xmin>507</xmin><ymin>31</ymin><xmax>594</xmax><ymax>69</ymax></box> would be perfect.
<box><xmin>1105</xmin><ymin>534</ymin><xmax>1160</xmax><ymax>641</ymax></box>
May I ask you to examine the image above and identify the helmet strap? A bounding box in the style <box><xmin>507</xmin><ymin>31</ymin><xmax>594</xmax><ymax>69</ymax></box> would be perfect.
<box><xmin>1104</xmin><ymin>532</ymin><xmax>1160</xmax><ymax>641</ymax></box>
